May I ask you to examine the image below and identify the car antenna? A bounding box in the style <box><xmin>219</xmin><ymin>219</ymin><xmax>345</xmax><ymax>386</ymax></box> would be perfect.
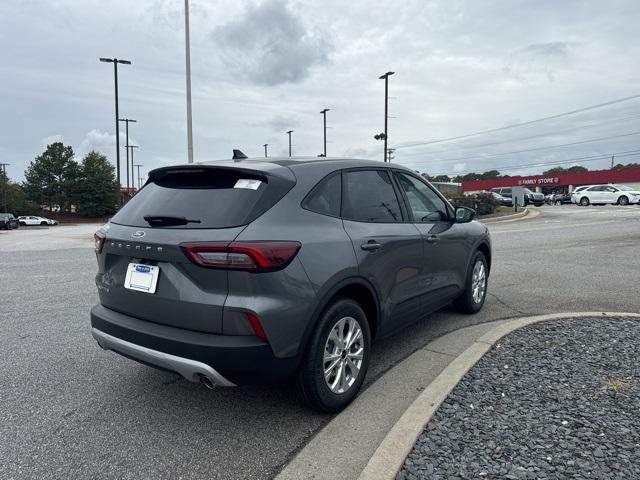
<box><xmin>232</xmin><ymin>149</ymin><xmax>248</xmax><ymax>161</ymax></box>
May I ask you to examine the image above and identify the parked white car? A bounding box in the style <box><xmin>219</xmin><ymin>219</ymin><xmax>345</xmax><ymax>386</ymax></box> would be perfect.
<box><xmin>17</xmin><ymin>215</ymin><xmax>59</xmax><ymax>226</ymax></box>
<box><xmin>572</xmin><ymin>184</ymin><xmax>640</xmax><ymax>206</ymax></box>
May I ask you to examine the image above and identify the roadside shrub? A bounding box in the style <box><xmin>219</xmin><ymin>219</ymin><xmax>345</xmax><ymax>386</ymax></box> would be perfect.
<box><xmin>450</xmin><ymin>193</ymin><xmax>498</xmax><ymax>216</ymax></box>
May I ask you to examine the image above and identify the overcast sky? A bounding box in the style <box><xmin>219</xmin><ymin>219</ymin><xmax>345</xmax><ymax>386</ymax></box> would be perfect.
<box><xmin>1</xmin><ymin>0</ymin><xmax>639</xmax><ymax>182</ymax></box>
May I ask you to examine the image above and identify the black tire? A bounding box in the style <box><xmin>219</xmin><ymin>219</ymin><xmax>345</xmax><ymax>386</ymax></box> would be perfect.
<box><xmin>19</xmin><ymin>221</ymin><xmax>26</xmax><ymax>226</ymax></box>
<box><xmin>579</xmin><ymin>197</ymin><xmax>590</xmax><ymax>206</ymax></box>
<box><xmin>40</xmin><ymin>221</ymin><xmax>47</xmax><ymax>225</ymax></box>
<box><xmin>618</xmin><ymin>196</ymin><xmax>629</xmax><ymax>206</ymax></box>
<box><xmin>297</xmin><ymin>297</ymin><xmax>371</xmax><ymax>413</ymax></box>
<box><xmin>453</xmin><ymin>251</ymin><xmax>488</xmax><ymax>314</ymax></box>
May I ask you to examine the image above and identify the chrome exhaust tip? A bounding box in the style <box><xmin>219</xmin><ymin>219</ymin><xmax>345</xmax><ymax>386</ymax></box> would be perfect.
<box><xmin>201</xmin><ymin>375</ymin><xmax>216</xmax><ymax>389</ymax></box>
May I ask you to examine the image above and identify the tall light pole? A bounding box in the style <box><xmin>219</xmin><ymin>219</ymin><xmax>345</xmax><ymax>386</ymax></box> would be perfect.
<box><xmin>263</xmin><ymin>144</ymin><xmax>268</xmax><ymax>157</ymax></box>
<box><xmin>379</xmin><ymin>71</ymin><xmax>394</xmax><ymax>162</ymax></box>
<box><xmin>286</xmin><ymin>130</ymin><xmax>293</xmax><ymax>157</ymax></box>
<box><xmin>118</xmin><ymin>118</ymin><xmax>137</xmax><ymax>192</ymax></box>
<box><xmin>133</xmin><ymin>164</ymin><xmax>144</xmax><ymax>190</ymax></box>
<box><xmin>320</xmin><ymin>109</ymin><xmax>329</xmax><ymax>157</ymax></box>
<box><xmin>0</xmin><ymin>163</ymin><xmax>9</xmax><ymax>212</ymax></box>
<box><xmin>184</xmin><ymin>0</ymin><xmax>194</xmax><ymax>163</ymax></box>
<box><xmin>127</xmin><ymin>145</ymin><xmax>139</xmax><ymax>196</ymax></box>
<box><xmin>99</xmin><ymin>57</ymin><xmax>131</xmax><ymax>199</ymax></box>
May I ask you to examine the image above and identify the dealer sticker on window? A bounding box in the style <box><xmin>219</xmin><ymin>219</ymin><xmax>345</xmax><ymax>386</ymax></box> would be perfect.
<box><xmin>234</xmin><ymin>179</ymin><xmax>262</xmax><ymax>190</ymax></box>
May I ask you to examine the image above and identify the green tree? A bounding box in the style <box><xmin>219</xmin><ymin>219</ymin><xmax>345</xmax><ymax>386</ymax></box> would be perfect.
<box><xmin>431</xmin><ymin>174</ymin><xmax>452</xmax><ymax>182</ymax></box>
<box><xmin>23</xmin><ymin>142</ymin><xmax>80</xmax><ymax>212</ymax></box>
<box><xmin>76</xmin><ymin>151</ymin><xmax>118</xmax><ymax>216</ymax></box>
<box><xmin>613</xmin><ymin>162</ymin><xmax>640</xmax><ymax>169</ymax></box>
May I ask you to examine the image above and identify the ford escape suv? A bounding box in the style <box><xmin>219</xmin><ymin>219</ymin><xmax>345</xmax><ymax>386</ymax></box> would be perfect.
<box><xmin>91</xmin><ymin>157</ymin><xmax>491</xmax><ymax>412</ymax></box>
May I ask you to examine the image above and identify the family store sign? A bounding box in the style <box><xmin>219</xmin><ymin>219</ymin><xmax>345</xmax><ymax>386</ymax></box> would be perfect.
<box><xmin>518</xmin><ymin>177</ymin><xmax>560</xmax><ymax>186</ymax></box>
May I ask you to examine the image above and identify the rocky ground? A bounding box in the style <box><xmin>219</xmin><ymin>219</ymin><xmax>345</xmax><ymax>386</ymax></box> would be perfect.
<box><xmin>398</xmin><ymin>317</ymin><xmax>640</xmax><ymax>480</ymax></box>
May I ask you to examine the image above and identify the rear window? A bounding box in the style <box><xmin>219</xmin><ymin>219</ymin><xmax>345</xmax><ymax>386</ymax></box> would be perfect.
<box><xmin>111</xmin><ymin>167</ymin><xmax>293</xmax><ymax>229</ymax></box>
<box><xmin>303</xmin><ymin>173</ymin><xmax>341</xmax><ymax>217</ymax></box>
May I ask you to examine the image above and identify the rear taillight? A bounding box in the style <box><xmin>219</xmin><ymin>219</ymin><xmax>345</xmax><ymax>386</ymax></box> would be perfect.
<box><xmin>181</xmin><ymin>241</ymin><xmax>301</xmax><ymax>272</ymax></box>
<box><xmin>94</xmin><ymin>231</ymin><xmax>106</xmax><ymax>253</ymax></box>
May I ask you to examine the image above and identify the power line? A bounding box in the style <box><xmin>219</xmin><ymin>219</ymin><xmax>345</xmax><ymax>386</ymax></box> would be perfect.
<box><xmin>402</xmin><ymin>131</ymin><xmax>640</xmax><ymax>167</ymax></box>
<box><xmin>429</xmin><ymin>150</ymin><xmax>640</xmax><ymax>177</ymax></box>
<box><xmin>398</xmin><ymin>112</ymin><xmax>640</xmax><ymax>157</ymax></box>
<box><xmin>394</xmin><ymin>93</ymin><xmax>640</xmax><ymax>149</ymax></box>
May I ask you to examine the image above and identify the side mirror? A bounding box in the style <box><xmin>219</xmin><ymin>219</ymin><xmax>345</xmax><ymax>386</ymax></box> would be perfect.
<box><xmin>455</xmin><ymin>206</ymin><xmax>475</xmax><ymax>223</ymax></box>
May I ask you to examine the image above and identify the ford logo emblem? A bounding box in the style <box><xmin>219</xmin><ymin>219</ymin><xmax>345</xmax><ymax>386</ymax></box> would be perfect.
<box><xmin>132</xmin><ymin>231</ymin><xmax>146</xmax><ymax>238</ymax></box>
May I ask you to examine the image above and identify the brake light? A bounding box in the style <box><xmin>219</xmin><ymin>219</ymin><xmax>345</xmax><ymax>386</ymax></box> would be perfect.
<box><xmin>94</xmin><ymin>231</ymin><xmax>106</xmax><ymax>253</ymax></box>
<box><xmin>181</xmin><ymin>241</ymin><xmax>301</xmax><ymax>272</ymax></box>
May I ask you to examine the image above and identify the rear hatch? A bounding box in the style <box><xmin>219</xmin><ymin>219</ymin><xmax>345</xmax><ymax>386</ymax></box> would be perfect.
<box><xmin>95</xmin><ymin>162</ymin><xmax>295</xmax><ymax>334</ymax></box>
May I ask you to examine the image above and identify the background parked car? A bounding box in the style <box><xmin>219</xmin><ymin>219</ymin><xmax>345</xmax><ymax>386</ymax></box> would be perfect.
<box><xmin>18</xmin><ymin>215</ymin><xmax>59</xmax><ymax>226</ymax></box>
<box><xmin>572</xmin><ymin>184</ymin><xmax>640</xmax><ymax>206</ymax></box>
<box><xmin>490</xmin><ymin>187</ymin><xmax>544</xmax><ymax>206</ymax></box>
<box><xmin>490</xmin><ymin>191</ymin><xmax>512</xmax><ymax>206</ymax></box>
<box><xmin>551</xmin><ymin>193</ymin><xmax>572</xmax><ymax>205</ymax></box>
<box><xmin>570</xmin><ymin>186</ymin><xmax>591</xmax><ymax>204</ymax></box>
<box><xmin>0</xmin><ymin>213</ymin><xmax>19</xmax><ymax>230</ymax></box>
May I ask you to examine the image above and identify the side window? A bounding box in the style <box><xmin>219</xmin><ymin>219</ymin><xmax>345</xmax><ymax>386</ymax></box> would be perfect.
<box><xmin>588</xmin><ymin>186</ymin><xmax>602</xmax><ymax>192</ymax></box>
<box><xmin>342</xmin><ymin>170</ymin><xmax>402</xmax><ymax>222</ymax></box>
<box><xmin>395</xmin><ymin>173</ymin><xmax>449</xmax><ymax>222</ymax></box>
<box><xmin>303</xmin><ymin>173</ymin><xmax>341</xmax><ymax>217</ymax></box>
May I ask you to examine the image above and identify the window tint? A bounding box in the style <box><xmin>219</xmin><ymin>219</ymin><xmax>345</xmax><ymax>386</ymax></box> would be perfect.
<box><xmin>395</xmin><ymin>173</ymin><xmax>449</xmax><ymax>222</ymax></box>
<box><xmin>111</xmin><ymin>167</ymin><xmax>293</xmax><ymax>229</ymax></box>
<box><xmin>588</xmin><ymin>186</ymin><xmax>603</xmax><ymax>191</ymax></box>
<box><xmin>502</xmin><ymin>188</ymin><xmax>512</xmax><ymax>194</ymax></box>
<box><xmin>303</xmin><ymin>173</ymin><xmax>341</xmax><ymax>217</ymax></box>
<box><xmin>342</xmin><ymin>170</ymin><xmax>402</xmax><ymax>222</ymax></box>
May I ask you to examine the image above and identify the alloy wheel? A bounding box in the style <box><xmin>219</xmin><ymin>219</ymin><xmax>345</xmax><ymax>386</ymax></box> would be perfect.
<box><xmin>323</xmin><ymin>316</ymin><xmax>364</xmax><ymax>394</ymax></box>
<box><xmin>471</xmin><ymin>260</ymin><xmax>487</xmax><ymax>304</ymax></box>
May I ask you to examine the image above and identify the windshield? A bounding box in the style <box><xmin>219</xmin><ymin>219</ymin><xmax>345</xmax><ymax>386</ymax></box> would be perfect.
<box><xmin>615</xmin><ymin>185</ymin><xmax>634</xmax><ymax>191</ymax></box>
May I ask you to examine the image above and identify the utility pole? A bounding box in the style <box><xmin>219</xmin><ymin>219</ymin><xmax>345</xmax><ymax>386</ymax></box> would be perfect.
<box><xmin>133</xmin><ymin>164</ymin><xmax>144</xmax><ymax>190</ymax></box>
<box><xmin>320</xmin><ymin>108</ymin><xmax>330</xmax><ymax>157</ymax></box>
<box><xmin>286</xmin><ymin>130</ymin><xmax>293</xmax><ymax>157</ymax></box>
<box><xmin>0</xmin><ymin>163</ymin><xmax>9</xmax><ymax>212</ymax></box>
<box><xmin>184</xmin><ymin>0</ymin><xmax>194</xmax><ymax>163</ymax></box>
<box><xmin>118</xmin><ymin>118</ymin><xmax>137</xmax><ymax>192</ymax></box>
<box><xmin>611</xmin><ymin>154</ymin><xmax>615</xmax><ymax>169</ymax></box>
<box><xmin>379</xmin><ymin>71</ymin><xmax>394</xmax><ymax>162</ymax></box>
<box><xmin>99</xmin><ymin>57</ymin><xmax>131</xmax><ymax>203</ymax></box>
<box><xmin>127</xmin><ymin>145</ymin><xmax>139</xmax><ymax>197</ymax></box>
<box><xmin>387</xmin><ymin>148</ymin><xmax>395</xmax><ymax>162</ymax></box>
<box><xmin>263</xmin><ymin>144</ymin><xmax>268</xmax><ymax>157</ymax></box>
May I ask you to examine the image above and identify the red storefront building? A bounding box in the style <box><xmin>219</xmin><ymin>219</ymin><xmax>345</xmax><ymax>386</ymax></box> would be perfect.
<box><xmin>461</xmin><ymin>166</ymin><xmax>640</xmax><ymax>194</ymax></box>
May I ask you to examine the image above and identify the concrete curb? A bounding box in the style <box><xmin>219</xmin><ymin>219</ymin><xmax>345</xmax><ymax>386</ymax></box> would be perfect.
<box><xmin>357</xmin><ymin>311</ymin><xmax>640</xmax><ymax>480</ymax></box>
<box><xmin>481</xmin><ymin>207</ymin><xmax>537</xmax><ymax>223</ymax></box>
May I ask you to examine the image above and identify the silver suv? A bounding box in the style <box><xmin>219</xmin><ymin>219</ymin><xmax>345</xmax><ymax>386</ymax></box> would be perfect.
<box><xmin>91</xmin><ymin>157</ymin><xmax>491</xmax><ymax>411</ymax></box>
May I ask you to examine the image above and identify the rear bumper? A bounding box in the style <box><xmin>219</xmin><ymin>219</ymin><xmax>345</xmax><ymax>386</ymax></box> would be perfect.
<box><xmin>90</xmin><ymin>304</ymin><xmax>299</xmax><ymax>385</ymax></box>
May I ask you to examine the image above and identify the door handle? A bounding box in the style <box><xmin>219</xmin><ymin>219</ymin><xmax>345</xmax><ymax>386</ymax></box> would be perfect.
<box><xmin>361</xmin><ymin>241</ymin><xmax>382</xmax><ymax>251</ymax></box>
<box><xmin>425</xmin><ymin>235</ymin><xmax>440</xmax><ymax>244</ymax></box>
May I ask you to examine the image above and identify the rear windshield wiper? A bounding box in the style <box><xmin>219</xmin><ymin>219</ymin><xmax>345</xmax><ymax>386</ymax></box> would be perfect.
<box><xmin>143</xmin><ymin>215</ymin><xmax>202</xmax><ymax>227</ymax></box>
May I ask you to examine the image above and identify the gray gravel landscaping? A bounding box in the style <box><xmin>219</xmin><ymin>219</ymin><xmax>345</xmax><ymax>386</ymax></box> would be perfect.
<box><xmin>398</xmin><ymin>317</ymin><xmax>640</xmax><ymax>480</ymax></box>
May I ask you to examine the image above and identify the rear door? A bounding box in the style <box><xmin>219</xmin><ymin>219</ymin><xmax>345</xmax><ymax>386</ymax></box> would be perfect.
<box><xmin>393</xmin><ymin>171</ymin><xmax>466</xmax><ymax>309</ymax></box>
<box><xmin>340</xmin><ymin>169</ymin><xmax>424</xmax><ymax>335</ymax></box>
<box><xmin>97</xmin><ymin>165</ymin><xmax>295</xmax><ymax>334</ymax></box>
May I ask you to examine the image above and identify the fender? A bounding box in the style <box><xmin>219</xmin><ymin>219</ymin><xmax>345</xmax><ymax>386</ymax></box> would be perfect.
<box><xmin>464</xmin><ymin>238</ymin><xmax>492</xmax><ymax>281</ymax></box>
<box><xmin>292</xmin><ymin>275</ymin><xmax>382</xmax><ymax>362</ymax></box>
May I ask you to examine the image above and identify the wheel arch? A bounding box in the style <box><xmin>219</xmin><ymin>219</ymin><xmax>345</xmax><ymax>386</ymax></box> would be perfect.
<box><xmin>297</xmin><ymin>276</ymin><xmax>381</xmax><ymax>360</ymax></box>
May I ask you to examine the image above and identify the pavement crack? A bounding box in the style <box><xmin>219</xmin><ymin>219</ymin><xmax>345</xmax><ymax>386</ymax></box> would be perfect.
<box><xmin>487</xmin><ymin>292</ymin><xmax>528</xmax><ymax>315</ymax></box>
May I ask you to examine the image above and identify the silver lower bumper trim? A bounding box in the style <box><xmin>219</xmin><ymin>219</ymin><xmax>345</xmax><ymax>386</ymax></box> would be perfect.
<box><xmin>91</xmin><ymin>328</ymin><xmax>236</xmax><ymax>387</ymax></box>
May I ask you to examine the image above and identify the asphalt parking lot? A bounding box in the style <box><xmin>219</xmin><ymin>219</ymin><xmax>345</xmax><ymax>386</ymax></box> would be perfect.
<box><xmin>1</xmin><ymin>205</ymin><xmax>639</xmax><ymax>480</ymax></box>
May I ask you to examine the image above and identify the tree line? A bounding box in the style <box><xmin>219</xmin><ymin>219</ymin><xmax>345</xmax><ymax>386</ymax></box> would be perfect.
<box><xmin>422</xmin><ymin>162</ymin><xmax>640</xmax><ymax>183</ymax></box>
<box><xmin>0</xmin><ymin>142</ymin><xmax>118</xmax><ymax>216</ymax></box>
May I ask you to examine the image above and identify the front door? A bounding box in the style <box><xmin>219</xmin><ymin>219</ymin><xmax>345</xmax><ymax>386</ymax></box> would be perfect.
<box><xmin>340</xmin><ymin>169</ymin><xmax>424</xmax><ymax>336</ymax></box>
<box><xmin>393</xmin><ymin>172</ymin><xmax>466</xmax><ymax>311</ymax></box>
